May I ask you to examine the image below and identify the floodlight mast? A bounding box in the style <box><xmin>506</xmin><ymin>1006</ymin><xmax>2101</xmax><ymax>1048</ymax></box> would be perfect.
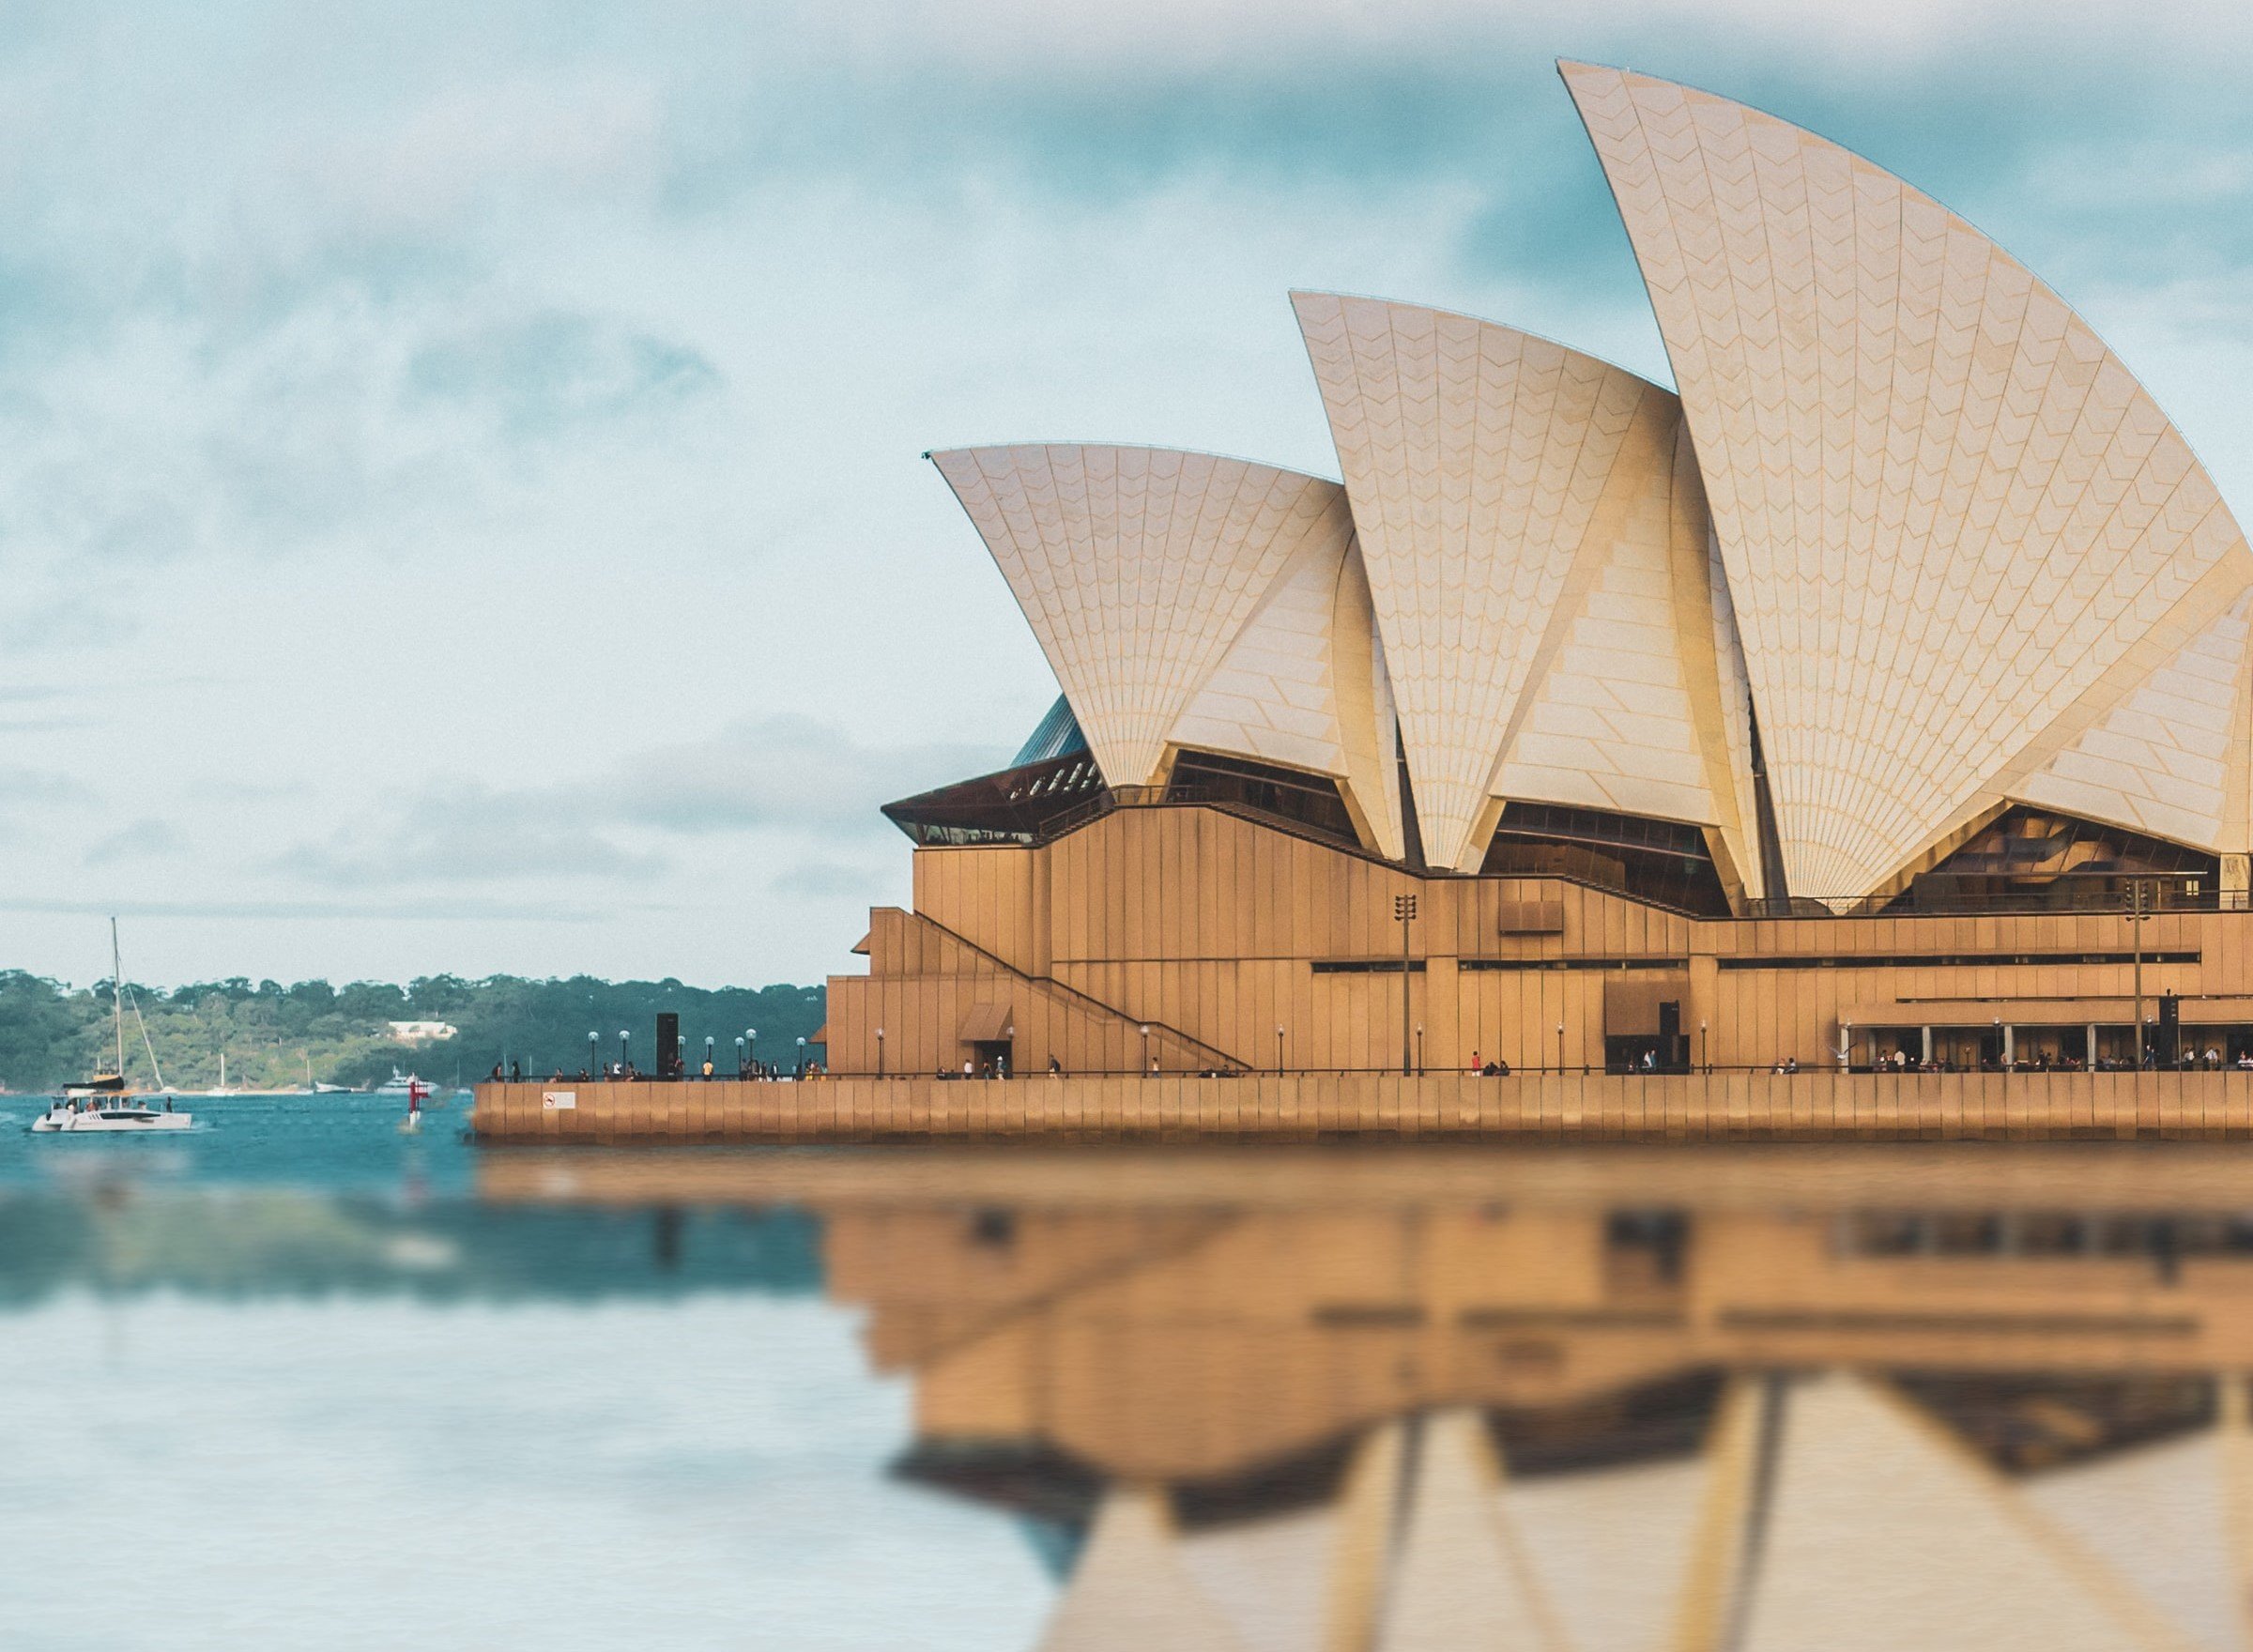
<box><xmin>1393</xmin><ymin>894</ymin><xmax>1418</xmax><ymax>1077</ymax></box>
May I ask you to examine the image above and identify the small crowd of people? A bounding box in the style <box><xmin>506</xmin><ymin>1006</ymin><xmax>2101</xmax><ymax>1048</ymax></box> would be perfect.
<box><xmin>1857</xmin><ymin>1046</ymin><xmax>2253</xmax><ymax>1074</ymax></box>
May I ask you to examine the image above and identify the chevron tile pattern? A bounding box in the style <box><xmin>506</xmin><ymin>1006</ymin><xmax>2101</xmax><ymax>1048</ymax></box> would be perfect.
<box><xmin>929</xmin><ymin>68</ymin><xmax>2253</xmax><ymax>898</ymax></box>
<box><xmin>1486</xmin><ymin>392</ymin><xmax>1761</xmax><ymax>892</ymax></box>
<box><xmin>2015</xmin><ymin>591</ymin><xmax>2253</xmax><ymax>849</ymax></box>
<box><xmin>1170</xmin><ymin>524</ymin><xmax>1406</xmax><ymax>858</ymax></box>
<box><xmin>1562</xmin><ymin>61</ymin><xmax>2253</xmax><ymax>895</ymax></box>
<box><xmin>931</xmin><ymin>445</ymin><xmax>1402</xmax><ymax>852</ymax></box>
<box><xmin>1295</xmin><ymin>295</ymin><xmax>1758</xmax><ymax>880</ymax></box>
<box><xmin>1295</xmin><ymin>294</ymin><xmax>1754</xmax><ymax>870</ymax></box>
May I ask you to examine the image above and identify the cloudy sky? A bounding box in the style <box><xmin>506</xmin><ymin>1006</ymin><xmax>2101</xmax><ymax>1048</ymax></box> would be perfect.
<box><xmin>9</xmin><ymin>0</ymin><xmax>2253</xmax><ymax>989</ymax></box>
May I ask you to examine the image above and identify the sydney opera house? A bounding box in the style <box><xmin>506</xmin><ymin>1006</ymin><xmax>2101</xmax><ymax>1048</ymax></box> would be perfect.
<box><xmin>471</xmin><ymin>63</ymin><xmax>2253</xmax><ymax>1140</ymax></box>
<box><xmin>805</xmin><ymin>60</ymin><xmax>2253</xmax><ymax>1108</ymax></box>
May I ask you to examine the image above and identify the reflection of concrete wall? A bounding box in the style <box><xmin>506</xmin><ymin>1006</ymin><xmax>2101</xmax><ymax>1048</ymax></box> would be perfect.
<box><xmin>477</xmin><ymin>1068</ymin><xmax>2253</xmax><ymax>1143</ymax></box>
<box><xmin>810</xmin><ymin>1185</ymin><xmax>2253</xmax><ymax>1482</ymax></box>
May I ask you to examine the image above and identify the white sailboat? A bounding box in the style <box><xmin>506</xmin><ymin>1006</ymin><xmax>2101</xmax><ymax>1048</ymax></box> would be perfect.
<box><xmin>303</xmin><ymin>1052</ymin><xmax>351</xmax><ymax>1094</ymax></box>
<box><xmin>185</xmin><ymin>1050</ymin><xmax>240</xmax><ymax>1097</ymax></box>
<box><xmin>30</xmin><ymin>920</ymin><xmax>191</xmax><ymax>1133</ymax></box>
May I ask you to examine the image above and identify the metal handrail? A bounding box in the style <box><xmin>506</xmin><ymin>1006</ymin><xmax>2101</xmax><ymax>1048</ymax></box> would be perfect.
<box><xmin>488</xmin><ymin>1061</ymin><xmax>2253</xmax><ymax>1081</ymax></box>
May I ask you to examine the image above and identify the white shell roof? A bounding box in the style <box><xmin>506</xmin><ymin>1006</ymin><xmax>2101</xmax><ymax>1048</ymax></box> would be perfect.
<box><xmin>932</xmin><ymin>444</ymin><xmax>1404</xmax><ymax>858</ymax></box>
<box><xmin>1293</xmin><ymin>292</ymin><xmax>1757</xmax><ymax>873</ymax></box>
<box><xmin>1562</xmin><ymin>60</ymin><xmax>2253</xmax><ymax>895</ymax></box>
<box><xmin>930</xmin><ymin>66</ymin><xmax>2253</xmax><ymax>893</ymax></box>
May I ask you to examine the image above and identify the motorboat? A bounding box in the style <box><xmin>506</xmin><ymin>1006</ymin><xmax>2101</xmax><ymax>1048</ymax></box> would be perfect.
<box><xmin>29</xmin><ymin>921</ymin><xmax>192</xmax><ymax>1133</ymax></box>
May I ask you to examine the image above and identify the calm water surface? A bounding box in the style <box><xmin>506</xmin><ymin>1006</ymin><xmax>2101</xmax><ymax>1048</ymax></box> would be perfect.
<box><xmin>8</xmin><ymin>1095</ymin><xmax>2253</xmax><ymax>1649</ymax></box>
<box><xmin>0</xmin><ymin>1094</ymin><xmax>1047</xmax><ymax>1650</ymax></box>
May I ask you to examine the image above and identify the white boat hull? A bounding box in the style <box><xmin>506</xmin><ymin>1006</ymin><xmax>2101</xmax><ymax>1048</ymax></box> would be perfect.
<box><xmin>31</xmin><ymin>1108</ymin><xmax>193</xmax><ymax>1132</ymax></box>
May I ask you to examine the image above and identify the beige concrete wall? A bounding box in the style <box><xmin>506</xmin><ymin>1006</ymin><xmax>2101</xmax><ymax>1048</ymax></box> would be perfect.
<box><xmin>831</xmin><ymin>804</ymin><xmax>2246</xmax><ymax>1081</ymax></box>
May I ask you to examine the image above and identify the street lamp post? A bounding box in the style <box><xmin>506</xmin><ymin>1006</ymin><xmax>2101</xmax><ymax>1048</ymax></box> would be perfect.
<box><xmin>1699</xmin><ymin>1018</ymin><xmax>1708</xmax><ymax>1075</ymax></box>
<box><xmin>1140</xmin><ymin>1025</ymin><xmax>1151</xmax><ymax>1076</ymax></box>
<box><xmin>618</xmin><ymin>1030</ymin><xmax>631</xmax><ymax>1075</ymax></box>
<box><xmin>876</xmin><ymin>1027</ymin><xmax>886</xmax><ymax>1078</ymax></box>
<box><xmin>796</xmin><ymin>1035</ymin><xmax>807</xmax><ymax>1077</ymax></box>
<box><xmin>1393</xmin><ymin>893</ymin><xmax>1418</xmax><ymax>1077</ymax></box>
<box><xmin>2123</xmin><ymin>879</ymin><xmax>2153</xmax><ymax>1067</ymax></box>
<box><xmin>734</xmin><ymin>1035</ymin><xmax>745</xmax><ymax>1077</ymax></box>
<box><xmin>704</xmin><ymin>1035</ymin><xmax>714</xmax><ymax>1077</ymax></box>
<box><xmin>1556</xmin><ymin>1023</ymin><xmax>1565</xmax><ymax>1075</ymax></box>
<box><xmin>1416</xmin><ymin>1023</ymin><xmax>1424</xmax><ymax>1077</ymax></box>
<box><xmin>747</xmin><ymin>1029</ymin><xmax>758</xmax><ymax>1077</ymax></box>
<box><xmin>1276</xmin><ymin>1025</ymin><xmax>1285</xmax><ymax>1075</ymax></box>
<box><xmin>588</xmin><ymin>1030</ymin><xmax>599</xmax><ymax>1075</ymax></box>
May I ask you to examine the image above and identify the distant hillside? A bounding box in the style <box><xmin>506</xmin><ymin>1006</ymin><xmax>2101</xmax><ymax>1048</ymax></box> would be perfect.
<box><xmin>0</xmin><ymin>971</ymin><xmax>825</xmax><ymax>1093</ymax></box>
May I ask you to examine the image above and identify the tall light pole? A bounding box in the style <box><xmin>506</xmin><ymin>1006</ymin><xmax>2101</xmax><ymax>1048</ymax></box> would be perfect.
<box><xmin>1275</xmin><ymin>1025</ymin><xmax>1284</xmax><ymax>1075</ymax></box>
<box><xmin>1699</xmin><ymin>1018</ymin><xmax>1709</xmax><ymax>1075</ymax></box>
<box><xmin>2124</xmin><ymin>878</ymin><xmax>2153</xmax><ymax>1067</ymax></box>
<box><xmin>1394</xmin><ymin>893</ymin><xmax>1418</xmax><ymax>1077</ymax></box>
<box><xmin>1140</xmin><ymin>1025</ymin><xmax>1151</xmax><ymax>1075</ymax></box>
<box><xmin>1556</xmin><ymin>1022</ymin><xmax>1566</xmax><ymax>1075</ymax></box>
<box><xmin>619</xmin><ymin>1029</ymin><xmax>631</xmax><ymax>1073</ymax></box>
<box><xmin>747</xmin><ymin>1028</ymin><xmax>758</xmax><ymax>1076</ymax></box>
<box><xmin>876</xmin><ymin>1026</ymin><xmax>886</xmax><ymax>1078</ymax></box>
<box><xmin>588</xmin><ymin>1030</ymin><xmax>599</xmax><ymax>1075</ymax></box>
<box><xmin>734</xmin><ymin>1035</ymin><xmax>745</xmax><ymax>1077</ymax></box>
<box><xmin>703</xmin><ymin>1034</ymin><xmax>714</xmax><ymax>1076</ymax></box>
<box><xmin>1416</xmin><ymin>1023</ymin><xmax>1424</xmax><ymax>1077</ymax></box>
<box><xmin>796</xmin><ymin>1035</ymin><xmax>807</xmax><ymax>1076</ymax></box>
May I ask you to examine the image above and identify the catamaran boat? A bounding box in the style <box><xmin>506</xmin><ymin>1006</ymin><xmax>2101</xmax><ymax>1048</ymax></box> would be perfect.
<box><xmin>29</xmin><ymin>921</ymin><xmax>192</xmax><ymax>1133</ymax></box>
<box><xmin>33</xmin><ymin>1086</ymin><xmax>192</xmax><ymax>1132</ymax></box>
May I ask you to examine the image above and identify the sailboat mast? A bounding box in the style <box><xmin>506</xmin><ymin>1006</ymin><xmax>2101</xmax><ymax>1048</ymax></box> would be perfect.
<box><xmin>111</xmin><ymin>916</ymin><xmax>125</xmax><ymax>1080</ymax></box>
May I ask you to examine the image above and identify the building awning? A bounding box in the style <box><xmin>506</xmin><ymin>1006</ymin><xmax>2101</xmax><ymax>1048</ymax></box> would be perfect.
<box><xmin>1844</xmin><ymin>998</ymin><xmax>2253</xmax><ymax>1028</ymax></box>
<box><xmin>958</xmin><ymin>1002</ymin><xmax>1013</xmax><ymax>1043</ymax></box>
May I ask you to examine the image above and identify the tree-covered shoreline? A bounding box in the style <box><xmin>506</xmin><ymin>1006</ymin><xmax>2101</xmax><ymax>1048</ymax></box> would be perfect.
<box><xmin>0</xmin><ymin>971</ymin><xmax>824</xmax><ymax>1093</ymax></box>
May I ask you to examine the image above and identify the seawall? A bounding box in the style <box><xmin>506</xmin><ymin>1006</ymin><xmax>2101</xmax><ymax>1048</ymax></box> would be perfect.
<box><xmin>473</xmin><ymin>1070</ymin><xmax>2253</xmax><ymax>1143</ymax></box>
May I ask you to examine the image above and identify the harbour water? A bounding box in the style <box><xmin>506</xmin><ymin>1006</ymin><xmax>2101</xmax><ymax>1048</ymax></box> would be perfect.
<box><xmin>0</xmin><ymin>1095</ymin><xmax>1047</xmax><ymax>1650</ymax></box>
<box><xmin>9</xmin><ymin>1097</ymin><xmax>2253</xmax><ymax>1648</ymax></box>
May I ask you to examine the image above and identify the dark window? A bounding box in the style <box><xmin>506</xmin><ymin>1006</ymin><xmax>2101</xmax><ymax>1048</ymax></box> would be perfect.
<box><xmin>1480</xmin><ymin>803</ymin><xmax>1732</xmax><ymax>916</ymax></box>
<box><xmin>1164</xmin><ymin>751</ymin><xmax>1363</xmax><ymax>849</ymax></box>
<box><xmin>1887</xmin><ymin>806</ymin><xmax>2221</xmax><ymax>914</ymax></box>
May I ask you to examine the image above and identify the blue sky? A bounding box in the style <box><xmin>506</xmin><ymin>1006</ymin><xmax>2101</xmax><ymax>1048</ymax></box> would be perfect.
<box><xmin>8</xmin><ymin>0</ymin><xmax>2253</xmax><ymax>988</ymax></box>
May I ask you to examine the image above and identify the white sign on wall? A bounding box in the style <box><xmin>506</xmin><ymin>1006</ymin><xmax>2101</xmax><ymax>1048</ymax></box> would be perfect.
<box><xmin>541</xmin><ymin>1090</ymin><xmax>577</xmax><ymax>1110</ymax></box>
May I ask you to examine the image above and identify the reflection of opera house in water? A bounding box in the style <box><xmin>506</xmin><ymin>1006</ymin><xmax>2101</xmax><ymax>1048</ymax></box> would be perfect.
<box><xmin>779</xmin><ymin>61</ymin><xmax>2253</xmax><ymax>1133</ymax></box>
<box><xmin>491</xmin><ymin>1143</ymin><xmax>2253</xmax><ymax>1649</ymax></box>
